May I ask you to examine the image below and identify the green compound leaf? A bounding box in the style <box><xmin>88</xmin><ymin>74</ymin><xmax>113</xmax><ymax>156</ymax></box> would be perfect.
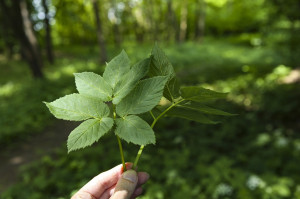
<box><xmin>112</xmin><ymin>58</ymin><xmax>150</xmax><ymax>104</ymax></box>
<box><xmin>180</xmin><ymin>86</ymin><xmax>227</xmax><ymax>102</ymax></box>
<box><xmin>149</xmin><ymin>44</ymin><xmax>180</xmax><ymax>102</ymax></box>
<box><xmin>166</xmin><ymin>107</ymin><xmax>218</xmax><ymax>124</ymax></box>
<box><xmin>103</xmin><ymin>50</ymin><xmax>131</xmax><ymax>90</ymax></box>
<box><xmin>43</xmin><ymin>46</ymin><xmax>234</xmax><ymax>155</ymax></box>
<box><xmin>67</xmin><ymin>118</ymin><xmax>114</xmax><ymax>152</ymax></box>
<box><xmin>115</xmin><ymin>115</ymin><xmax>155</xmax><ymax>145</ymax></box>
<box><xmin>116</xmin><ymin>76</ymin><xmax>168</xmax><ymax>116</ymax></box>
<box><xmin>44</xmin><ymin>94</ymin><xmax>110</xmax><ymax>121</ymax></box>
<box><xmin>74</xmin><ymin>72</ymin><xmax>112</xmax><ymax>101</ymax></box>
<box><xmin>179</xmin><ymin>102</ymin><xmax>235</xmax><ymax>116</ymax></box>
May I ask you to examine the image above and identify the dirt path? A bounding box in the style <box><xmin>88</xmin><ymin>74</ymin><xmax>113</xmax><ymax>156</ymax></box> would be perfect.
<box><xmin>0</xmin><ymin>121</ymin><xmax>78</xmax><ymax>193</ymax></box>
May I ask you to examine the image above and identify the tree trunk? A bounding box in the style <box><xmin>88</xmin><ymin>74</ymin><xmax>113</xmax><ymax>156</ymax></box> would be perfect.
<box><xmin>111</xmin><ymin>0</ymin><xmax>121</xmax><ymax>47</ymax></box>
<box><xmin>4</xmin><ymin>40</ymin><xmax>14</xmax><ymax>59</ymax></box>
<box><xmin>144</xmin><ymin>0</ymin><xmax>157</xmax><ymax>41</ymax></box>
<box><xmin>19</xmin><ymin>0</ymin><xmax>44</xmax><ymax>78</ymax></box>
<box><xmin>195</xmin><ymin>0</ymin><xmax>206</xmax><ymax>41</ymax></box>
<box><xmin>166</xmin><ymin>0</ymin><xmax>173</xmax><ymax>41</ymax></box>
<box><xmin>179</xmin><ymin>2</ymin><xmax>188</xmax><ymax>42</ymax></box>
<box><xmin>166</xmin><ymin>0</ymin><xmax>180</xmax><ymax>42</ymax></box>
<box><xmin>0</xmin><ymin>0</ymin><xmax>44</xmax><ymax>78</ymax></box>
<box><xmin>92</xmin><ymin>0</ymin><xmax>107</xmax><ymax>63</ymax></box>
<box><xmin>0</xmin><ymin>4</ymin><xmax>14</xmax><ymax>59</ymax></box>
<box><xmin>42</xmin><ymin>0</ymin><xmax>54</xmax><ymax>64</ymax></box>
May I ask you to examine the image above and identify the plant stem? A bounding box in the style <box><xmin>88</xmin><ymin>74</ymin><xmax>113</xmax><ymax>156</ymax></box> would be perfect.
<box><xmin>150</xmin><ymin>99</ymin><xmax>184</xmax><ymax>128</ymax></box>
<box><xmin>149</xmin><ymin>110</ymin><xmax>156</xmax><ymax>120</ymax></box>
<box><xmin>113</xmin><ymin>104</ymin><xmax>126</xmax><ymax>171</ymax></box>
<box><xmin>132</xmin><ymin>99</ymin><xmax>185</xmax><ymax>169</ymax></box>
<box><xmin>133</xmin><ymin>145</ymin><xmax>144</xmax><ymax>169</ymax></box>
<box><xmin>117</xmin><ymin>136</ymin><xmax>126</xmax><ymax>171</ymax></box>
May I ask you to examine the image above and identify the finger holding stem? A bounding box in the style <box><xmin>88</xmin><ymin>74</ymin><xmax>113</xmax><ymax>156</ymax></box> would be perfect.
<box><xmin>117</xmin><ymin>136</ymin><xmax>126</xmax><ymax>172</ymax></box>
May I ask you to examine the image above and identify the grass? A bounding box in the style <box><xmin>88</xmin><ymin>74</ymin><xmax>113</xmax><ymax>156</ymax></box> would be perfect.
<box><xmin>1</xmin><ymin>39</ymin><xmax>300</xmax><ymax>198</ymax></box>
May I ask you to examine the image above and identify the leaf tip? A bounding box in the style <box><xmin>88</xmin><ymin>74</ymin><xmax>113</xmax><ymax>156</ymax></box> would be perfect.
<box><xmin>121</xmin><ymin>49</ymin><xmax>127</xmax><ymax>55</ymax></box>
<box><xmin>226</xmin><ymin>113</ymin><xmax>238</xmax><ymax>116</ymax></box>
<box><xmin>67</xmin><ymin>141</ymin><xmax>75</xmax><ymax>153</ymax></box>
<box><xmin>67</xmin><ymin>147</ymin><xmax>74</xmax><ymax>153</ymax></box>
<box><xmin>151</xmin><ymin>138</ymin><xmax>156</xmax><ymax>145</ymax></box>
<box><xmin>43</xmin><ymin>101</ymin><xmax>51</xmax><ymax>109</ymax></box>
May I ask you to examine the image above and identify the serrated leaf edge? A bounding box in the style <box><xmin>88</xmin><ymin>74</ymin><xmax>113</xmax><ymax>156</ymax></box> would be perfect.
<box><xmin>67</xmin><ymin>118</ymin><xmax>114</xmax><ymax>153</ymax></box>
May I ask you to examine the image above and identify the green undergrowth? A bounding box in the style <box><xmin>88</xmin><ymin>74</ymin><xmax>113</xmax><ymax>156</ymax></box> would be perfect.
<box><xmin>1</xmin><ymin>39</ymin><xmax>300</xmax><ymax>198</ymax></box>
<box><xmin>2</xmin><ymin>95</ymin><xmax>300</xmax><ymax>198</ymax></box>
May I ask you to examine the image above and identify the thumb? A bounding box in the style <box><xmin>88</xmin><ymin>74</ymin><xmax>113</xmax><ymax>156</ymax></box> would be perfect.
<box><xmin>110</xmin><ymin>170</ymin><xmax>138</xmax><ymax>199</ymax></box>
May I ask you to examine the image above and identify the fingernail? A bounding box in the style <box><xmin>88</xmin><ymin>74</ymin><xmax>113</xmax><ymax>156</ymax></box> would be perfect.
<box><xmin>122</xmin><ymin>170</ymin><xmax>137</xmax><ymax>183</ymax></box>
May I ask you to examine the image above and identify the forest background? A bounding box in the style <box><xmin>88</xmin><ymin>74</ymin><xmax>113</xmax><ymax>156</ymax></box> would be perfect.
<box><xmin>0</xmin><ymin>0</ymin><xmax>300</xmax><ymax>198</ymax></box>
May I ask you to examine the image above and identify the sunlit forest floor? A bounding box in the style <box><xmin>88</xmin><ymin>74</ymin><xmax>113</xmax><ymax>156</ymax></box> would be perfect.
<box><xmin>1</xmin><ymin>39</ymin><xmax>300</xmax><ymax>198</ymax></box>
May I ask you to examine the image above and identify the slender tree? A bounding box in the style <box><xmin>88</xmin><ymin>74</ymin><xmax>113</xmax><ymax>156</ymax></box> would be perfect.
<box><xmin>179</xmin><ymin>1</ymin><xmax>188</xmax><ymax>42</ymax></box>
<box><xmin>143</xmin><ymin>0</ymin><xmax>157</xmax><ymax>41</ymax></box>
<box><xmin>42</xmin><ymin>0</ymin><xmax>54</xmax><ymax>64</ymax></box>
<box><xmin>166</xmin><ymin>0</ymin><xmax>179</xmax><ymax>42</ymax></box>
<box><xmin>0</xmin><ymin>5</ymin><xmax>14</xmax><ymax>59</ymax></box>
<box><xmin>111</xmin><ymin>0</ymin><xmax>121</xmax><ymax>47</ymax></box>
<box><xmin>0</xmin><ymin>0</ymin><xmax>44</xmax><ymax>78</ymax></box>
<box><xmin>195</xmin><ymin>0</ymin><xmax>206</xmax><ymax>41</ymax></box>
<box><xmin>92</xmin><ymin>0</ymin><xmax>107</xmax><ymax>63</ymax></box>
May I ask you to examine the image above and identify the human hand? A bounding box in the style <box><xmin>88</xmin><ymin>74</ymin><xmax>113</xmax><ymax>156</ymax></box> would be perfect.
<box><xmin>71</xmin><ymin>163</ymin><xmax>149</xmax><ymax>199</ymax></box>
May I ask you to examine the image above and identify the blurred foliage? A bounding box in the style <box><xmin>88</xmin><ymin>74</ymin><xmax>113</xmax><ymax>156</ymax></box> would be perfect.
<box><xmin>0</xmin><ymin>0</ymin><xmax>300</xmax><ymax>198</ymax></box>
<box><xmin>1</xmin><ymin>40</ymin><xmax>300</xmax><ymax>198</ymax></box>
<box><xmin>1</xmin><ymin>0</ymin><xmax>299</xmax><ymax>65</ymax></box>
<box><xmin>205</xmin><ymin>0</ymin><xmax>267</xmax><ymax>34</ymax></box>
